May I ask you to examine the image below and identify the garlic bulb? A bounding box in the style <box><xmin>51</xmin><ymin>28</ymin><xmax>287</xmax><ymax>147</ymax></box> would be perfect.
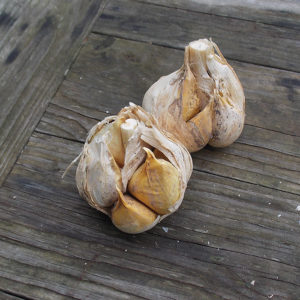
<box><xmin>76</xmin><ymin>103</ymin><xmax>193</xmax><ymax>234</ymax></box>
<box><xmin>143</xmin><ymin>39</ymin><xmax>245</xmax><ymax>152</ymax></box>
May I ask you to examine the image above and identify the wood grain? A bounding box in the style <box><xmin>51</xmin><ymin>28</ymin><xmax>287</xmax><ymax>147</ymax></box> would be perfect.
<box><xmin>0</xmin><ymin>0</ymin><xmax>104</xmax><ymax>185</ymax></box>
<box><xmin>1</xmin><ymin>2</ymin><xmax>300</xmax><ymax>298</ymax></box>
<box><xmin>93</xmin><ymin>0</ymin><xmax>300</xmax><ymax>72</ymax></box>
<box><xmin>1</xmin><ymin>131</ymin><xmax>299</xmax><ymax>299</ymax></box>
<box><xmin>138</xmin><ymin>0</ymin><xmax>300</xmax><ymax>30</ymax></box>
<box><xmin>0</xmin><ymin>278</ymin><xmax>70</xmax><ymax>300</ymax></box>
<box><xmin>4</xmin><ymin>133</ymin><xmax>300</xmax><ymax>264</ymax></box>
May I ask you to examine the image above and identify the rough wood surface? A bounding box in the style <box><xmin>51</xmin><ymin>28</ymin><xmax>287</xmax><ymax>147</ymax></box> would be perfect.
<box><xmin>138</xmin><ymin>0</ymin><xmax>300</xmax><ymax>30</ymax></box>
<box><xmin>2</xmin><ymin>132</ymin><xmax>299</xmax><ymax>299</ymax></box>
<box><xmin>1</xmin><ymin>1</ymin><xmax>300</xmax><ymax>299</ymax></box>
<box><xmin>0</xmin><ymin>0</ymin><xmax>104</xmax><ymax>185</ymax></box>
<box><xmin>93</xmin><ymin>0</ymin><xmax>300</xmax><ymax>72</ymax></box>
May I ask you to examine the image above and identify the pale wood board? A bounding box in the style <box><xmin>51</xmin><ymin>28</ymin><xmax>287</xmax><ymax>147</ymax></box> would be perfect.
<box><xmin>0</xmin><ymin>0</ymin><xmax>104</xmax><ymax>185</ymax></box>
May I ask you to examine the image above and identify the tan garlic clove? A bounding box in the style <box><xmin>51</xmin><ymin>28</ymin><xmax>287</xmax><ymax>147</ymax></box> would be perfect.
<box><xmin>111</xmin><ymin>188</ymin><xmax>158</xmax><ymax>234</ymax></box>
<box><xmin>128</xmin><ymin>148</ymin><xmax>181</xmax><ymax>215</ymax></box>
<box><xmin>104</xmin><ymin>117</ymin><xmax>126</xmax><ymax>167</ymax></box>
<box><xmin>76</xmin><ymin>122</ymin><xmax>123</xmax><ymax>211</ymax></box>
<box><xmin>75</xmin><ymin>103</ymin><xmax>193</xmax><ymax>233</ymax></box>
<box><xmin>143</xmin><ymin>38</ymin><xmax>245</xmax><ymax>152</ymax></box>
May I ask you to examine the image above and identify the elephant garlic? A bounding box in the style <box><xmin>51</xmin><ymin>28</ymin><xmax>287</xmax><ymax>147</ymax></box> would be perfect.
<box><xmin>143</xmin><ymin>38</ymin><xmax>245</xmax><ymax>152</ymax></box>
<box><xmin>75</xmin><ymin>103</ymin><xmax>192</xmax><ymax>234</ymax></box>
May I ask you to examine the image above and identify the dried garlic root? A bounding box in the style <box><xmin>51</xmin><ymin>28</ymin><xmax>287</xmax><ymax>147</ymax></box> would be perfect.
<box><xmin>143</xmin><ymin>39</ymin><xmax>245</xmax><ymax>152</ymax></box>
<box><xmin>76</xmin><ymin>103</ymin><xmax>193</xmax><ymax>234</ymax></box>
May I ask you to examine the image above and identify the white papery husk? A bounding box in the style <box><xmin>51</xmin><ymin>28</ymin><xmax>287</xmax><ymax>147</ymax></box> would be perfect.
<box><xmin>143</xmin><ymin>38</ymin><xmax>245</xmax><ymax>152</ymax></box>
<box><xmin>75</xmin><ymin>103</ymin><xmax>193</xmax><ymax>230</ymax></box>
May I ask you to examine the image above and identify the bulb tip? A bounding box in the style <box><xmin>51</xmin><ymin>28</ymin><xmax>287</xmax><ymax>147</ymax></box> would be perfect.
<box><xmin>143</xmin><ymin>147</ymin><xmax>156</xmax><ymax>160</ymax></box>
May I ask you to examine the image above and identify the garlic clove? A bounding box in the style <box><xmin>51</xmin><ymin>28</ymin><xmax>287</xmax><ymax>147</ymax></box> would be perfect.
<box><xmin>104</xmin><ymin>117</ymin><xmax>126</xmax><ymax>167</ymax></box>
<box><xmin>76</xmin><ymin>125</ymin><xmax>122</xmax><ymax>210</ymax></box>
<box><xmin>186</xmin><ymin>100</ymin><xmax>214</xmax><ymax>150</ymax></box>
<box><xmin>111</xmin><ymin>188</ymin><xmax>158</xmax><ymax>234</ymax></box>
<box><xmin>181</xmin><ymin>66</ymin><xmax>202</xmax><ymax>122</ymax></box>
<box><xmin>128</xmin><ymin>147</ymin><xmax>181</xmax><ymax>215</ymax></box>
<box><xmin>209</xmin><ymin>89</ymin><xmax>245</xmax><ymax>147</ymax></box>
<box><xmin>120</xmin><ymin>118</ymin><xmax>138</xmax><ymax>149</ymax></box>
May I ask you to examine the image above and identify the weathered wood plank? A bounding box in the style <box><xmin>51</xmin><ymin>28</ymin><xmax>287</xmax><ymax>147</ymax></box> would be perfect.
<box><xmin>35</xmin><ymin>34</ymin><xmax>300</xmax><ymax>157</ymax></box>
<box><xmin>36</xmin><ymin>103</ymin><xmax>106</xmax><ymax>143</ymax></box>
<box><xmin>0</xmin><ymin>292</ymin><xmax>21</xmax><ymax>300</ymax></box>
<box><xmin>0</xmin><ymin>277</ymin><xmax>70</xmax><ymax>300</ymax></box>
<box><xmin>0</xmin><ymin>0</ymin><xmax>104</xmax><ymax>185</ymax></box>
<box><xmin>3</xmin><ymin>132</ymin><xmax>300</xmax><ymax>270</ymax></box>
<box><xmin>0</xmin><ymin>251</ymin><xmax>141</xmax><ymax>300</ymax></box>
<box><xmin>192</xmin><ymin>145</ymin><xmax>300</xmax><ymax>195</ymax></box>
<box><xmin>0</xmin><ymin>187</ymin><xmax>299</xmax><ymax>299</ymax></box>
<box><xmin>0</xmin><ymin>291</ymin><xmax>24</xmax><ymax>300</ymax></box>
<box><xmin>2</xmin><ymin>1</ymin><xmax>299</xmax><ymax>299</ymax></box>
<box><xmin>138</xmin><ymin>0</ymin><xmax>300</xmax><ymax>30</ymax></box>
<box><xmin>93</xmin><ymin>0</ymin><xmax>300</xmax><ymax>72</ymax></box>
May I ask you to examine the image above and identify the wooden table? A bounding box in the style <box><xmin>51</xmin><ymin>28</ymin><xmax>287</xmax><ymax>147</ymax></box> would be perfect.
<box><xmin>0</xmin><ymin>1</ymin><xmax>299</xmax><ymax>299</ymax></box>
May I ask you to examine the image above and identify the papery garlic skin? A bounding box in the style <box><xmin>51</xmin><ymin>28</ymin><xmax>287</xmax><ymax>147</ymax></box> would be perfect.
<box><xmin>76</xmin><ymin>118</ymin><xmax>123</xmax><ymax>213</ymax></box>
<box><xmin>75</xmin><ymin>103</ymin><xmax>193</xmax><ymax>234</ymax></box>
<box><xmin>143</xmin><ymin>39</ymin><xmax>245</xmax><ymax>152</ymax></box>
